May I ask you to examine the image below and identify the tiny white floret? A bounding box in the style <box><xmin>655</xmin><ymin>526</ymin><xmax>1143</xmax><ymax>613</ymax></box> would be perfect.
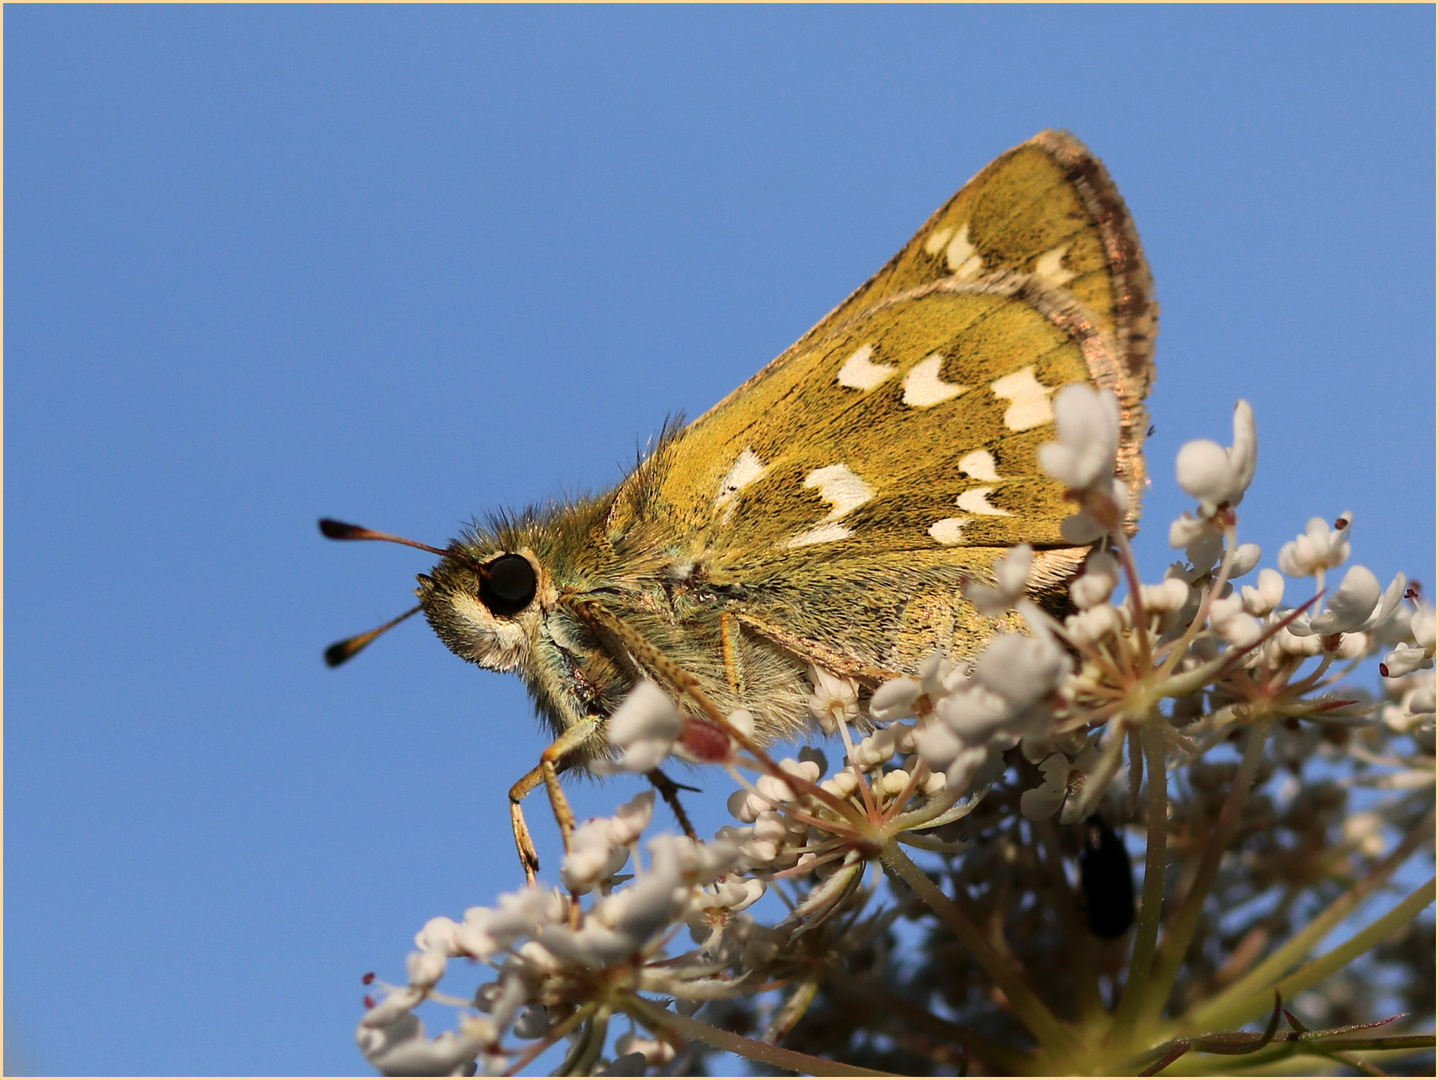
<box><xmin>1175</xmin><ymin>400</ymin><xmax>1258</xmax><ymax>516</ymax></box>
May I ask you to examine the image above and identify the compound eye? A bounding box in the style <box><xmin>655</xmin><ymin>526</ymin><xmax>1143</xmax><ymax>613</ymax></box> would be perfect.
<box><xmin>480</xmin><ymin>553</ymin><xmax>537</xmax><ymax>617</ymax></box>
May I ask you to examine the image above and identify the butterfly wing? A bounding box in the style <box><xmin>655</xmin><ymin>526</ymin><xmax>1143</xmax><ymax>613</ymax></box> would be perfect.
<box><xmin>792</xmin><ymin>129</ymin><xmax>1155</xmax><ymax>391</ymax></box>
<box><xmin>603</xmin><ymin>131</ymin><xmax>1155</xmax><ymax>678</ymax></box>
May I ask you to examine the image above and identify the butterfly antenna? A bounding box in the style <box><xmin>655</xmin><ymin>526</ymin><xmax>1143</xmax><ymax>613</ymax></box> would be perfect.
<box><xmin>324</xmin><ymin>604</ymin><xmax>424</xmax><ymax>668</ymax></box>
<box><xmin>319</xmin><ymin>517</ymin><xmax>489</xmax><ymax>573</ymax></box>
<box><xmin>318</xmin><ymin>518</ymin><xmax>457</xmax><ymax>559</ymax></box>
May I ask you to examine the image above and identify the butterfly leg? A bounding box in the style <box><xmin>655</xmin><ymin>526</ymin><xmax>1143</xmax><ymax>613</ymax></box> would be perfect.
<box><xmin>645</xmin><ymin>768</ymin><xmax>699</xmax><ymax>841</ymax></box>
<box><xmin>719</xmin><ymin>611</ymin><xmax>748</xmax><ymax>697</ymax></box>
<box><xmin>507</xmin><ymin>765</ymin><xmax>546</xmax><ymax>885</ymax></box>
<box><xmin>507</xmin><ymin>717</ymin><xmax>601</xmax><ymax>883</ymax></box>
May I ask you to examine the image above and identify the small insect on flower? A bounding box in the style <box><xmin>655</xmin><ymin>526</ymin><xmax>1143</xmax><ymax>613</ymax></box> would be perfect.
<box><xmin>1078</xmin><ymin>815</ymin><xmax>1137</xmax><ymax>940</ymax></box>
<box><xmin>322</xmin><ymin>131</ymin><xmax>1157</xmax><ymax>880</ymax></box>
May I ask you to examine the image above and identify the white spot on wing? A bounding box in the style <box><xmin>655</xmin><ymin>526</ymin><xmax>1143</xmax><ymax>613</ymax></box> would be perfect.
<box><xmin>929</xmin><ymin>517</ymin><xmax>969</xmax><ymax>545</ymax></box>
<box><xmin>956</xmin><ymin>488</ymin><xmax>1011</xmax><ymax>516</ymax></box>
<box><xmin>902</xmin><ymin>353</ymin><xmax>967</xmax><ymax>408</ymax></box>
<box><xmin>837</xmin><ymin>344</ymin><xmax>895</xmax><ymax>391</ymax></box>
<box><xmin>784</xmin><ymin>463</ymin><xmax>875</xmax><ymax>548</ymax></box>
<box><xmin>958</xmin><ymin>449</ymin><xmax>1000</xmax><ymax>481</ymax></box>
<box><xmin>922</xmin><ymin>226</ymin><xmax>954</xmax><ymax>255</ymax></box>
<box><xmin>1034</xmin><ymin>245</ymin><xmax>1076</xmax><ymax>289</ymax></box>
<box><xmin>944</xmin><ymin>223</ymin><xmax>984</xmax><ymax>280</ymax></box>
<box><xmin>715</xmin><ymin>447</ymin><xmax>767</xmax><ymax>522</ymax></box>
<box><xmin>991</xmin><ymin>366</ymin><xmax>1055</xmax><ymax>431</ymax></box>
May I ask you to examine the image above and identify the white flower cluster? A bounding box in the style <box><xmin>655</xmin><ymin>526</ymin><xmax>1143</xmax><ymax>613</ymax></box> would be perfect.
<box><xmin>358</xmin><ymin>812</ymin><xmax>765</xmax><ymax>1075</ymax></box>
<box><xmin>357</xmin><ymin>387</ymin><xmax>1433</xmax><ymax>1076</ymax></box>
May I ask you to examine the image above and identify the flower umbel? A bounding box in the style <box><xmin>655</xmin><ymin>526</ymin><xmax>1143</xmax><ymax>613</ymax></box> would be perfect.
<box><xmin>359</xmin><ymin>400</ymin><xmax>1434</xmax><ymax>1076</ymax></box>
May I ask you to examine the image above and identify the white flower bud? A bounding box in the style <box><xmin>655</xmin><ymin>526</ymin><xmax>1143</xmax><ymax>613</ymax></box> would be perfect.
<box><xmin>852</xmin><ymin>727</ymin><xmax>898</xmax><ymax>768</ymax></box>
<box><xmin>821</xmin><ymin>770</ymin><xmax>860</xmax><ymax>799</ymax></box>
<box><xmin>870</xmin><ymin>676</ymin><xmax>922</xmax><ymax>721</ymax></box>
<box><xmin>1169</xmin><ymin>511</ymin><xmax>1214</xmax><ymax>550</ymax></box>
<box><xmin>1175</xmin><ymin>399</ymin><xmax>1257</xmax><ymax>516</ymax></box>
<box><xmin>1277</xmin><ymin>514</ymin><xmax>1352</xmax><ymax>578</ymax></box>
<box><xmin>1276</xmin><ymin>625</ymin><xmax>1324</xmax><ymax>656</ymax></box>
<box><xmin>726</xmin><ymin>708</ymin><xmax>755</xmax><ymax>740</ymax></box>
<box><xmin>560</xmin><ymin>818</ymin><xmax>629</xmax><ymax>893</ymax></box>
<box><xmin>406</xmin><ymin>949</ymin><xmax>448</xmax><ymax>991</ymax></box>
<box><xmin>1241</xmin><ymin>567</ymin><xmax>1285</xmax><ymax>615</ymax></box>
<box><xmin>1309</xmin><ymin>566</ymin><xmax>1406</xmax><ymax>635</ymax></box>
<box><xmin>878</xmin><ymin>769</ymin><xmax>911</xmax><ymax>797</ymax></box>
<box><xmin>1070</xmin><ymin>550</ymin><xmax>1120</xmax><ymax>609</ymax></box>
<box><xmin>974</xmin><ymin>631</ymin><xmax>1069</xmax><ymax>708</ymax></box>
<box><xmin>1209</xmin><ymin>592</ymin><xmax>1261</xmax><ymax>646</ymax></box>
<box><xmin>607</xmin><ymin>791</ymin><xmax>655</xmax><ymax>847</ymax></box>
<box><xmin>606</xmin><ymin>681</ymin><xmax>682</xmax><ymax>772</ymax></box>
<box><xmin>415</xmin><ymin>916</ymin><xmax>462</xmax><ymax>956</ymax></box>
<box><xmin>1229</xmin><ymin>543</ymin><xmax>1262</xmax><ymax>578</ymax></box>
<box><xmin>918</xmin><ymin>651</ymin><xmax>958</xmax><ymax>697</ymax></box>
<box><xmin>915</xmin><ymin>718</ymin><xmax>963</xmax><ymax>770</ymax></box>
<box><xmin>1141</xmin><ymin>577</ymin><xmax>1191</xmax><ymax>614</ymax></box>
<box><xmin>755</xmin><ymin>773</ymin><xmax>795</xmax><ymax>804</ymax></box>
<box><xmin>1065</xmin><ymin>603</ymin><xmax>1121</xmax><ymax>646</ymax></box>
<box><xmin>1039</xmin><ymin>385</ymin><xmax>1120</xmax><ymax>493</ymax></box>
<box><xmin>750</xmin><ymin>811</ymin><xmax>790</xmax><ymax>844</ymax></box>
<box><xmin>726</xmin><ymin>789</ymin><xmax>755</xmax><ymax>822</ymax></box>
<box><xmin>964</xmin><ymin>544</ymin><xmax>1033</xmax><ymax>615</ymax></box>
<box><xmin>808</xmin><ymin>666</ymin><xmax>860</xmax><ymax>734</ymax></box>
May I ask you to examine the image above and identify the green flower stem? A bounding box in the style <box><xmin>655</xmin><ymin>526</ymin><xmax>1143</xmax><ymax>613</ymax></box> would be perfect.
<box><xmin>1188</xmin><ymin>811</ymin><xmax>1435</xmax><ymax>1030</ymax></box>
<box><xmin>879</xmin><ymin>842</ymin><xmax>1078</xmax><ymax>1057</ymax></box>
<box><xmin>1141</xmin><ymin>716</ymin><xmax>1272</xmax><ymax>1028</ymax></box>
<box><xmin>1152</xmin><ymin>1033</ymin><xmax>1435</xmax><ymax>1074</ymax></box>
<box><xmin>1189</xmin><ymin>877</ymin><xmax>1435</xmax><ymax>1035</ymax></box>
<box><xmin>621</xmin><ymin>992</ymin><xmax>894</xmax><ymax>1077</ymax></box>
<box><xmin>1114</xmin><ymin>714</ymin><xmax>1171</xmax><ymax>1036</ymax></box>
<box><xmin>1154</xmin><ymin>522</ymin><xmax>1240</xmax><ymax>684</ymax></box>
<box><xmin>557</xmin><ymin>1006</ymin><xmax>610</xmax><ymax>1077</ymax></box>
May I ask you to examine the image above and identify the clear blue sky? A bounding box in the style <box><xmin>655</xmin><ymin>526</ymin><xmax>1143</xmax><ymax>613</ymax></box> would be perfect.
<box><xmin>6</xmin><ymin>6</ymin><xmax>1433</xmax><ymax>1075</ymax></box>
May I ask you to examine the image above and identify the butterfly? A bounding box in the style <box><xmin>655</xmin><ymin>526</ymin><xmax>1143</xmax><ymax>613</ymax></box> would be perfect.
<box><xmin>323</xmin><ymin>130</ymin><xmax>1156</xmax><ymax>879</ymax></box>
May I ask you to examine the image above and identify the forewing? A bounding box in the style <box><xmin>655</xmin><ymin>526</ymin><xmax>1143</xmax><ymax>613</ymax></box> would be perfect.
<box><xmin>601</xmin><ymin>131</ymin><xmax>1156</xmax><ymax>676</ymax></box>
<box><xmin>669</xmin><ymin>129</ymin><xmax>1155</xmax><ymax>534</ymax></box>
<box><xmin>776</xmin><ymin>130</ymin><xmax>1153</xmax><ymax>405</ymax></box>
<box><xmin>660</xmin><ymin>276</ymin><xmax>1133</xmax><ymax>571</ymax></box>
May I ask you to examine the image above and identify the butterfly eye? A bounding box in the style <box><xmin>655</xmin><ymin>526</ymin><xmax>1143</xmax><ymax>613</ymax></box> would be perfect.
<box><xmin>480</xmin><ymin>553</ymin><xmax>537</xmax><ymax>617</ymax></box>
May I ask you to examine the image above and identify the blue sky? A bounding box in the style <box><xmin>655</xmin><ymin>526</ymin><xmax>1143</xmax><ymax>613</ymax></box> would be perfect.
<box><xmin>6</xmin><ymin>5</ymin><xmax>1433</xmax><ymax>1075</ymax></box>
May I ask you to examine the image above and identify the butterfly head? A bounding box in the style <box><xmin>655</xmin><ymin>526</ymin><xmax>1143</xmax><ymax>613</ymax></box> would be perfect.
<box><xmin>318</xmin><ymin>517</ymin><xmax>547</xmax><ymax>672</ymax></box>
<box><xmin>416</xmin><ymin>544</ymin><xmax>544</xmax><ymax>674</ymax></box>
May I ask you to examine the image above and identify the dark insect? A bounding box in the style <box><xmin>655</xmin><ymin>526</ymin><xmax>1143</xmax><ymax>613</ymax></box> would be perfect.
<box><xmin>1078</xmin><ymin>816</ymin><xmax>1136</xmax><ymax>939</ymax></box>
